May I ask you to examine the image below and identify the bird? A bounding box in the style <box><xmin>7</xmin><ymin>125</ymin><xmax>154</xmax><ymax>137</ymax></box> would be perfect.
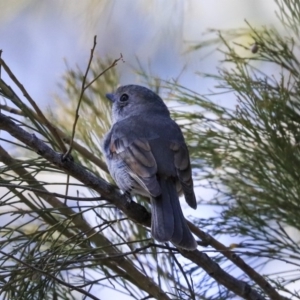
<box><xmin>102</xmin><ymin>85</ymin><xmax>197</xmax><ymax>250</ymax></box>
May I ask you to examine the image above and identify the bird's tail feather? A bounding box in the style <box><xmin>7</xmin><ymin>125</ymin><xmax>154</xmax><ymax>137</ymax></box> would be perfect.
<box><xmin>151</xmin><ymin>178</ymin><xmax>197</xmax><ymax>250</ymax></box>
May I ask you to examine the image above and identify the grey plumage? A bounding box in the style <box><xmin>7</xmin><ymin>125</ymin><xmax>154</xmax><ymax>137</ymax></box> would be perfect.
<box><xmin>102</xmin><ymin>85</ymin><xmax>197</xmax><ymax>250</ymax></box>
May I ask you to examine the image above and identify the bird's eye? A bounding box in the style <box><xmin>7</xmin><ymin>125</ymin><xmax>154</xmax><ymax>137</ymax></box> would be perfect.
<box><xmin>120</xmin><ymin>94</ymin><xmax>129</xmax><ymax>102</ymax></box>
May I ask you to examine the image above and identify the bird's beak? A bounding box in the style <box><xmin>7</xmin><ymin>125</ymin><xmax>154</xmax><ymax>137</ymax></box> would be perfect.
<box><xmin>106</xmin><ymin>93</ymin><xmax>115</xmax><ymax>102</ymax></box>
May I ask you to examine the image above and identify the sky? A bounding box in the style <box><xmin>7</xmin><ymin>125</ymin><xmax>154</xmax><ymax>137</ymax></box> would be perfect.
<box><xmin>0</xmin><ymin>1</ymin><xmax>282</xmax><ymax>299</ymax></box>
<box><xmin>0</xmin><ymin>0</ymin><xmax>278</xmax><ymax>107</ymax></box>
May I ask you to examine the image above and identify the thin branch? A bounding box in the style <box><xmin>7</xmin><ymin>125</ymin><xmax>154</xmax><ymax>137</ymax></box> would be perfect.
<box><xmin>65</xmin><ymin>35</ymin><xmax>122</xmax><ymax>158</ymax></box>
<box><xmin>0</xmin><ymin>183</ymin><xmax>104</xmax><ymax>201</ymax></box>
<box><xmin>0</xmin><ymin>57</ymin><xmax>67</xmax><ymax>152</ymax></box>
<box><xmin>0</xmin><ymin>102</ymin><xmax>108</xmax><ymax>172</ymax></box>
<box><xmin>0</xmin><ymin>250</ymin><xmax>101</xmax><ymax>300</ymax></box>
<box><xmin>84</xmin><ymin>52</ymin><xmax>124</xmax><ymax>90</ymax></box>
<box><xmin>65</xmin><ymin>35</ymin><xmax>98</xmax><ymax>158</ymax></box>
<box><xmin>169</xmin><ymin>249</ymin><xmax>196</xmax><ymax>300</ymax></box>
<box><xmin>0</xmin><ymin>104</ymin><xmax>23</xmax><ymax>115</ymax></box>
<box><xmin>180</xmin><ymin>248</ymin><xmax>267</xmax><ymax>300</ymax></box>
<box><xmin>188</xmin><ymin>221</ymin><xmax>286</xmax><ymax>300</ymax></box>
<box><xmin>62</xmin><ymin>36</ymin><xmax>99</xmax><ymax>207</ymax></box>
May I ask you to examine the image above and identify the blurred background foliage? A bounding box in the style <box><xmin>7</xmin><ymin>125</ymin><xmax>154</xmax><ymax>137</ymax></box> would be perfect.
<box><xmin>0</xmin><ymin>0</ymin><xmax>300</xmax><ymax>299</ymax></box>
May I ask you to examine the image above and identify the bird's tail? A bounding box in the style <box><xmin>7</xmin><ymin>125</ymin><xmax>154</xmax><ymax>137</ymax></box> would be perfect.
<box><xmin>151</xmin><ymin>178</ymin><xmax>197</xmax><ymax>250</ymax></box>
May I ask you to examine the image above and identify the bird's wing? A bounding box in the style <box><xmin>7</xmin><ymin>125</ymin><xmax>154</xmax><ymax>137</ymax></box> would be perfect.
<box><xmin>109</xmin><ymin>134</ymin><xmax>161</xmax><ymax>197</ymax></box>
<box><xmin>170</xmin><ymin>141</ymin><xmax>197</xmax><ymax>209</ymax></box>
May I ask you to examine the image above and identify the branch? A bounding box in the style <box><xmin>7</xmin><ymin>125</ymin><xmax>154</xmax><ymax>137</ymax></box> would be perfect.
<box><xmin>188</xmin><ymin>221</ymin><xmax>286</xmax><ymax>300</ymax></box>
<box><xmin>0</xmin><ymin>182</ymin><xmax>104</xmax><ymax>201</ymax></box>
<box><xmin>65</xmin><ymin>36</ymin><xmax>98</xmax><ymax>158</ymax></box>
<box><xmin>0</xmin><ymin>112</ymin><xmax>273</xmax><ymax>299</ymax></box>
<box><xmin>0</xmin><ymin>58</ymin><xmax>67</xmax><ymax>152</ymax></box>
<box><xmin>0</xmin><ymin>250</ymin><xmax>100</xmax><ymax>300</ymax></box>
<box><xmin>0</xmin><ymin>102</ymin><xmax>108</xmax><ymax>172</ymax></box>
<box><xmin>180</xmin><ymin>249</ymin><xmax>266</xmax><ymax>300</ymax></box>
<box><xmin>65</xmin><ymin>35</ymin><xmax>123</xmax><ymax>158</ymax></box>
<box><xmin>0</xmin><ymin>116</ymin><xmax>169</xmax><ymax>300</ymax></box>
<box><xmin>0</xmin><ymin>113</ymin><xmax>151</xmax><ymax>225</ymax></box>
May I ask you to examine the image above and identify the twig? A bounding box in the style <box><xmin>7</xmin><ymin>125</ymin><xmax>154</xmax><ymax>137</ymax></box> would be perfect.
<box><xmin>0</xmin><ymin>183</ymin><xmax>105</xmax><ymax>201</ymax></box>
<box><xmin>0</xmin><ymin>103</ymin><xmax>108</xmax><ymax>172</ymax></box>
<box><xmin>0</xmin><ymin>49</ymin><xmax>2</xmax><ymax>77</ymax></box>
<box><xmin>169</xmin><ymin>249</ymin><xmax>196</xmax><ymax>300</ymax></box>
<box><xmin>0</xmin><ymin>104</ymin><xmax>23</xmax><ymax>115</ymax></box>
<box><xmin>84</xmin><ymin>52</ymin><xmax>124</xmax><ymax>90</ymax></box>
<box><xmin>64</xmin><ymin>35</ymin><xmax>122</xmax><ymax>159</ymax></box>
<box><xmin>62</xmin><ymin>36</ymin><xmax>99</xmax><ymax>206</ymax></box>
<box><xmin>179</xmin><ymin>248</ymin><xmax>267</xmax><ymax>300</ymax></box>
<box><xmin>0</xmin><ymin>250</ymin><xmax>101</xmax><ymax>300</ymax></box>
<box><xmin>0</xmin><ymin>57</ymin><xmax>67</xmax><ymax>152</ymax></box>
<box><xmin>188</xmin><ymin>221</ymin><xmax>287</xmax><ymax>300</ymax></box>
<box><xmin>65</xmin><ymin>35</ymin><xmax>98</xmax><ymax>158</ymax></box>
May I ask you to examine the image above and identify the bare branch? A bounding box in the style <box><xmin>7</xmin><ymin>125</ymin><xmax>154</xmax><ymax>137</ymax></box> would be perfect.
<box><xmin>0</xmin><ymin>250</ymin><xmax>101</xmax><ymax>300</ymax></box>
<box><xmin>0</xmin><ymin>102</ymin><xmax>108</xmax><ymax>172</ymax></box>
<box><xmin>0</xmin><ymin>57</ymin><xmax>67</xmax><ymax>152</ymax></box>
<box><xmin>180</xmin><ymin>249</ymin><xmax>266</xmax><ymax>300</ymax></box>
<box><xmin>188</xmin><ymin>221</ymin><xmax>286</xmax><ymax>300</ymax></box>
<box><xmin>65</xmin><ymin>36</ymin><xmax>123</xmax><ymax>158</ymax></box>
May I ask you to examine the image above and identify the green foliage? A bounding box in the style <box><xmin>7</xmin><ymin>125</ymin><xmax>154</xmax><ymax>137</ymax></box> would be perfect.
<box><xmin>168</xmin><ymin>0</ymin><xmax>300</xmax><ymax>297</ymax></box>
<box><xmin>1</xmin><ymin>0</ymin><xmax>300</xmax><ymax>299</ymax></box>
<box><xmin>0</xmin><ymin>58</ymin><xmax>181</xmax><ymax>300</ymax></box>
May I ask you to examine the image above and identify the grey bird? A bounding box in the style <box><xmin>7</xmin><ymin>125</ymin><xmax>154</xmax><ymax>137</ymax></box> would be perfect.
<box><xmin>102</xmin><ymin>85</ymin><xmax>197</xmax><ymax>250</ymax></box>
